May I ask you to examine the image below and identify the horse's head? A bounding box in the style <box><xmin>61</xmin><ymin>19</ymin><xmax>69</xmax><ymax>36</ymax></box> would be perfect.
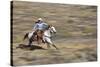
<box><xmin>48</xmin><ymin>25</ymin><xmax>57</xmax><ymax>34</ymax></box>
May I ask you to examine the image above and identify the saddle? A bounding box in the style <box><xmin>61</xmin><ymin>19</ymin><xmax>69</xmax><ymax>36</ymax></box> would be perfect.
<box><xmin>33</xmin><ymin>29</ymin><xmax>45</xmax><ymax>43</ymax></box>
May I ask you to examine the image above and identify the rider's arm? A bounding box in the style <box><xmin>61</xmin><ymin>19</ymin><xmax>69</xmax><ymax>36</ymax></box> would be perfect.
<box><xmin>43</xmin><ymin>22</ymin><xmax>48</xmax><ymax>26</ymax></box>
<box><xmin>33</xmin><ymin>23</ymin><xmax>38</xmax><ymax>30</ymax></box>
<box><xmin>42</xmin><ymin>22</ymin><xmax>48</xmax><ymax>28</ymax></box>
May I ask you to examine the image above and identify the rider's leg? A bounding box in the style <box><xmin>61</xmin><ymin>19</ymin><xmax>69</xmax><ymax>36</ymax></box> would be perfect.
<box><xmin>37</xmin><ymin>35</ymin><xmax>41</xmax><ymax>45</ymax></box>
<box><xmin>41</xmin><ymin>30</ymin><xmax>45</xmax><ymax>43</ymax></box>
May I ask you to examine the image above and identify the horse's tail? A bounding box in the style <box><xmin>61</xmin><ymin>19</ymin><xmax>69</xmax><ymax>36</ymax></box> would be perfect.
<box><xmin>23</xmin><ymin>33</ymin><xmax>28</xmax><ymax>41</ymax></box>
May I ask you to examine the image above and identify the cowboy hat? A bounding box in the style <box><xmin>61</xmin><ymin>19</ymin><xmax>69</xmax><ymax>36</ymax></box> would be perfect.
<box><xmin>38</xmin><ymin>18</ymin><xmax>43</xmax><ymax>21</ymax></box>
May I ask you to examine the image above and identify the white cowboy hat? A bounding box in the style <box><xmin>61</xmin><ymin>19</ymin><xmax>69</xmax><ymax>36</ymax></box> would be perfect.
<box><xmin>38</xmin><ymin>18</ymin><xmax>43</xmax><ymax>21</ymax></box>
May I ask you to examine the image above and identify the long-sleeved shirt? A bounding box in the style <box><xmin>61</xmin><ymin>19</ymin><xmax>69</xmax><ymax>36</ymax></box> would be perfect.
<box><xmin>33</xmin><ymin>21</ymin><xmax>48</xmax><ymax>30</ymax></box>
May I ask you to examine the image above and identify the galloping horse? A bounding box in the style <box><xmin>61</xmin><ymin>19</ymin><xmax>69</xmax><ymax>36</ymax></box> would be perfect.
<box><xmin>23</xmin><ymin>25</ymin><xmax>58</xmax><ymax>49</ymax></box>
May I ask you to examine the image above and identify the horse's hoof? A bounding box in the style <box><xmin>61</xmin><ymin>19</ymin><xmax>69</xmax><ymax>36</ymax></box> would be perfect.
<box><xmin>27</xmin><ymin>45</ymin><xmax>31</xmax><ymax>47</ymax></box>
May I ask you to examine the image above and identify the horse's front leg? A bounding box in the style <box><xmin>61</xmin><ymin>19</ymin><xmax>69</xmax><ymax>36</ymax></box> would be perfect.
<box><xmin>46</xmin><ymin>43</ymin><xmax>51</xmax><ymax>49</ymax></box>
<box><xmin>52</xmin><ymin>44</ymin><xmax>59</xmax><ymax>50</ymax></box>
<box><xmin>46</xmin><ymin>37</ymin><xmax>58</xmax><ymax>50</ymax></box>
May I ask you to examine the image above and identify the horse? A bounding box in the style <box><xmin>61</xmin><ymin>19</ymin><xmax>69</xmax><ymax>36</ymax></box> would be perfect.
<box><xmin>23</xmin><ymin>25</ymin><xmax>58</xmax><ymax>49</ymax></box>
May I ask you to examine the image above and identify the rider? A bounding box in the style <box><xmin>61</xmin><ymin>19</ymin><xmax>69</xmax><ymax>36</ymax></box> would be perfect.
<box><xmin>32</xmin><ymin>18</ymin><xmax>48</xmax><ymax>41</ymax></box>
<box><xmin>33</xmin><ymin>18</ymin><xmax>48</xmax><ymax>31</ymax></box>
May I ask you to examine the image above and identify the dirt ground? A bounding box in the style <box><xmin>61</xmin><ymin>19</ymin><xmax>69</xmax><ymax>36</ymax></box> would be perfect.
<box><xmin>11</xmin><ymin>1</ymin><xmax>97</xmax><ymax>66</ymax></box>
<box><xmin>12</xmin><ymin>38</ymin><xmax>97</xmax><ymax>66</ymax></box>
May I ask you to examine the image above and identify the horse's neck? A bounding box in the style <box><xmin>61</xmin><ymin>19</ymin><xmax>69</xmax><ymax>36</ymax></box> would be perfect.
<box><xmin>44</xmin><ymin>30</ymin><xmax>51</xmax><ymax>37</ymax></box>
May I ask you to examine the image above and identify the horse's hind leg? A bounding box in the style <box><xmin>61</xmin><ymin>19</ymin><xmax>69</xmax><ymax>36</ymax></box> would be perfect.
<box><xmin>28</xmin><ymin>39</ymin><xmax>32</xmax><ymax>47</ymax></box>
